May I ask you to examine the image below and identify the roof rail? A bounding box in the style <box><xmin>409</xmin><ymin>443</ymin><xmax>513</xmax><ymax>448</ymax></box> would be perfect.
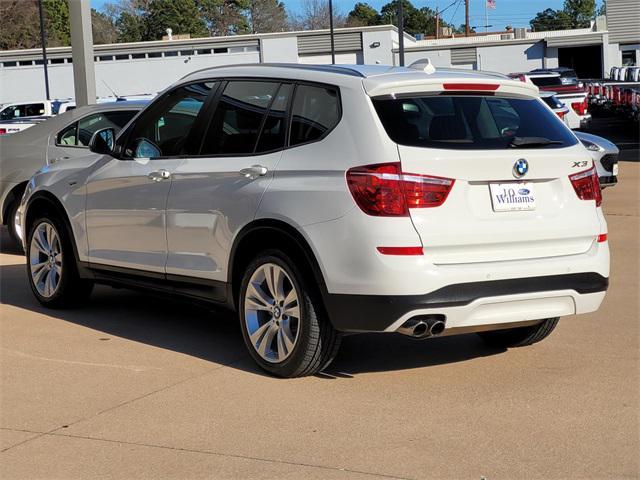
<box><xmin>180</xmin><ymin>62</ymin><xmax>366</xmax><ymax>81</ymax></box>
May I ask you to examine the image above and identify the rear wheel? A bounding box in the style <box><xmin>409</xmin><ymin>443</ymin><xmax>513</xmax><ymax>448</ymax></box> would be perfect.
<box><xmin>26</xmin><ymin>215</ymin><xmax>93</xmax><ymax>308</ymax></box>
<box><xmin>478</xmin><ymin>317</ymin><xmax>559</xmax><ymax>348</ymax></box>
<box><xmin>239</xmin><ymin>251</ymin><xmax>341</xmax><ymax>378</ymax></box>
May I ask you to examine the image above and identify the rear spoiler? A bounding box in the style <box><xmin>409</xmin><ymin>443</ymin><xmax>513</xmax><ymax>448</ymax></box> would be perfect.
<box><xmin>364</xmin><ymin>78</ymin><xmax>539</xmax><ymax>98</ymax></box>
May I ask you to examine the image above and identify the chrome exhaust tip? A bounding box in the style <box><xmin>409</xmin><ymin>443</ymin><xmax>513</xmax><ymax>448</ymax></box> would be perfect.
<box><xmin>397</xmin><ymin>315</ymin><xmax>446</xmax><ymax>338</ymax></box>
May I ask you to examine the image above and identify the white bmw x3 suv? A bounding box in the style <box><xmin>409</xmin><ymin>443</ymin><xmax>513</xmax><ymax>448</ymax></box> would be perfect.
<box><xmin>19</xmin><ymin>64</ymin><xmax>609</xmax><ymax>377</ymax></box>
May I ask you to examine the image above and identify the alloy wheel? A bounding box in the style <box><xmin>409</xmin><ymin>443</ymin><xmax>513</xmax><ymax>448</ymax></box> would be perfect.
<box><xmin>244</xmin><ymin>263</ymin><xmax>301</xmax><ymax>363</ymax></box>
<box><xmin>29</xmin><ymin>221</ymin><xmax>62</xmax><ymax>298</ymax></box>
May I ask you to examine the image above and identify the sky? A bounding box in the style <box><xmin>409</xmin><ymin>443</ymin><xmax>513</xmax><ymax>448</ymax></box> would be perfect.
<box><xmin>91</xmin><ymin>0</ymin><xmax>604</xmax><ymax>30</ymax></box>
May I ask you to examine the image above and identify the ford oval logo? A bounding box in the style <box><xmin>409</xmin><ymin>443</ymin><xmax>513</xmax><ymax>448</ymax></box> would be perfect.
<box><xmin>518</xmin><ymin>188</ymin><xmax>530</xmax><ymax>195</ymax></box>
<box><xmin>513</xmin><ymin>158</ymin><xmax>529</xmax><ymax>178</ymax></box>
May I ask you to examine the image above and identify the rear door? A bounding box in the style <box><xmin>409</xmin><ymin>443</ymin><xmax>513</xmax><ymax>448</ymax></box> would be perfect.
<box><xmin>165</xmin><ymin>80</ymin><xmax>292</xmax><ymax>285</ymax></box>
<box><xmin>372</xmin><ymin>92</ymin><xmax>600</xmax><ymax>265</ymax></box>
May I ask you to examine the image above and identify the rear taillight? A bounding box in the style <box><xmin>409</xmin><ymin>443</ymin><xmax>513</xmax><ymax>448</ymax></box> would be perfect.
<box><xmin>0</xmin><ymin>128</ymin><xmax>6</xmax><ymax>135</ymax></box>
<box><xmin>556</xmin><ymin>110</ymin><xmax>566</xmax><ymax>119</ymax></box>
<box><xmin>569</xmin><ymin>167</ymin><xmax>602</xmax><ymax>207</ymax></box>
<box><xmin>346</xmin><ymin>162</ymin><xmax>455</xmax><ymax>216</ymax></box>
<box><xmin>571</xmin><ymin>98</ymin><xmax>588</xmax><ymax>116</ymax></box>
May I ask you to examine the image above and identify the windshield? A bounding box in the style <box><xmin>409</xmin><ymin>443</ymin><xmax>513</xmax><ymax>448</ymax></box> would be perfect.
<box><xmin>372</xmin><ymin>95</ymin><xmax>577</xmax><ymax>150</ymax></box>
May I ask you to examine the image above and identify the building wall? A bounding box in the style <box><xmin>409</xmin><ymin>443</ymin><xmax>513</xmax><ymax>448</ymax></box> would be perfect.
<box><xmin>606</xmin><ymin>0</ymin><xmax>640</xmax><ymax>44</ymax></box>
<box><xmin>477</xmin><ymin>42</ymin><xmax>545</xmax><ymax>73</ymax></box>
<box><xmin>402</xmin><ymin>49</ymin><xmax>452</xmax><ymax>67</ymax></box>
<box><xmin>0</xmin><ymin>51</ymin><xmax>260</xmax><ymax>103</ymax></box>
<box><xmin>260</xmin><ymin>36</ymin><xmax>299</xmax><ymax>63</ymax></box>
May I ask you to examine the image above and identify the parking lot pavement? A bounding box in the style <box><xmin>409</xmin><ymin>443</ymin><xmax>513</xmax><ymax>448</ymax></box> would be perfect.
<box><xmin>1</xmin><ymin>168</ymin><xmax>638</xmax><ymax>480</ymax></box>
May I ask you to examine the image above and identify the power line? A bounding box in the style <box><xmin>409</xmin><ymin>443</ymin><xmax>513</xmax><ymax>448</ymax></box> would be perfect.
<box><xmin>448</xmin><ymin>0</ymin><xmax>463</xmax><ymax>26</ymax></box>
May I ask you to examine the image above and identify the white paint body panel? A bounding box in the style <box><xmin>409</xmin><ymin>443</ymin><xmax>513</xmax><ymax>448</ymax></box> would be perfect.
<box><xmin>19</xmin><ymin>64</ymin><xmax>610</xmax><ymax>334</ymax></box>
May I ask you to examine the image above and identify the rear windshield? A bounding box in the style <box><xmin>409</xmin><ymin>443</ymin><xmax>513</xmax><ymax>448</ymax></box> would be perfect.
<box><xmin>372</xmin><ymin>95</ymin><xmax>577</xmax><ymax>150</ymax></box>
<box><xmin>530</xmin><ymin>76</ymin><xmax>563</xmax><ymax>87</ymax></box>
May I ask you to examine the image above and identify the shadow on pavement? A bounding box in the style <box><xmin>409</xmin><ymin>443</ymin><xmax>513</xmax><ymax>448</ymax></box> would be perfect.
<box><xmin>1</xmin><ymin>228</ymin><xmax>504</xmax><ymax>378</ymax></box>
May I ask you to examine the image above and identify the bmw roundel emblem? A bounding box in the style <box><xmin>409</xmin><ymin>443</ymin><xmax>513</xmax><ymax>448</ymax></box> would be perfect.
<box><xmin>513</xmin><ymin>158</ymin><xmax>529</xmax><ymax>178</ymax></box>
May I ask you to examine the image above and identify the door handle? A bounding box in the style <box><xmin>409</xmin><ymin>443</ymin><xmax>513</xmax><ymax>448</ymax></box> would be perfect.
<box><xmin>51</xmin><ymin>156</ymin><xmax>70</xmax><ymax>164</ymax></box>
<box><xmin>148</xmin><ymin>169</ymin><xmax>171</xmax><ymax>182</ymax></box>
<box><xmin>239</xmin><ymin>165</ymin><xmax>268</xmax><ymax>179</ymax></box>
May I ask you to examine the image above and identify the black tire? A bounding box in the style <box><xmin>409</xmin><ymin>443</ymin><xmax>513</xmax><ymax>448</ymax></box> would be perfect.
<box><xmin>238</xmin><ymin>250</ymin><xmax>341</xmax><ymax>378</ymax></box>
<box><xmin>26</xmin><ymin>215</ymin><xmax>93</xmax><ymax>308</ymax></box>
<box><xmin>5</xmin><ymin>199</ymin><xmax>20</xmax><ymax>246</ymax></box>
<box><xmin>478</xmin><ymin>317</ymin><xmax>559</xmax><ymax>348</ymax></box>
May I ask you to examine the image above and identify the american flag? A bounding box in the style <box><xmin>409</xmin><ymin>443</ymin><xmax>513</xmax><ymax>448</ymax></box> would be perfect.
<box><xmin>487</xmin><ymin>0</ymin><xmax>496</xmax><ymax>9</ymax></box>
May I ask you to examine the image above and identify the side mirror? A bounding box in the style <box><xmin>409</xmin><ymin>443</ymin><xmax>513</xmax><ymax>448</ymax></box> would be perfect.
<box><xmin>89</xmin><ymin>128</ymin><xmax>115</xmax><ymax>155</ymax></box>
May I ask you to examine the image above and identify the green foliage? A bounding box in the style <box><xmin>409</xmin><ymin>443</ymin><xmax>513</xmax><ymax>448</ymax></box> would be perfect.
<box><xmin>146</xmin><ymin>0</ymin><xmax>208</xmax><ymax>39</ymax></box>
<box><xmin>530</xmin><ymin>0</ymin><xmax>596</xmax><ymax>31</ymax></box>
<box><xmin>197</xmin><ymin>0</ymin><xmax>250</xmax><ymax>36</ymax></box>
<box><xmin>347</xmin><ymin>2</ymin><xmax>381</xmax><ymax>27</ymax></box>
<box><xmin>43</xmin><ymin>0</ymin><xmax>71</xmax><ymax>46</ymax></box>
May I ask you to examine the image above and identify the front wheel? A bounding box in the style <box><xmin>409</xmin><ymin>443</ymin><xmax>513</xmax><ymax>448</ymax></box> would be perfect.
<box><xmin>477</xmin><ymin>317</ymin><xmax>559</xmax><ymax>348</ymax></box>
<box><xmin>26</xmin><ymin>215</ymin><xmax>93</xmax><ymax>308</ymax></box>
<box><xmin>239</xmin><ymin>251</ymin><xmax>341</xmax><ymax>378</ymax></box>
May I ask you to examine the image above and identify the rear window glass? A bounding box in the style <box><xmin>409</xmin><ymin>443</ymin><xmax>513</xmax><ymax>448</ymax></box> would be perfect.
<box><xmin>529</xmin><ymin>76</ymin><xmax>562</xmax><ymax>87</ymax></box>
<box><xmin>290</xmin><ymin>85</ymin><xmax>340</xmax><ymax>146</ymax></box>
<box><xmin>372</xmin><ymin>95</ymin><xmax>577</xmax><ymax>150</ymax></box>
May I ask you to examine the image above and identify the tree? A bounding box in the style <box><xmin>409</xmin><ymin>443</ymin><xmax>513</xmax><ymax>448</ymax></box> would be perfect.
<box><xmin>0</xmin><ymin>0</ymin><xmax>115</xmax><ymax>49</ymax></box>
<box><xmin>0</xmin><ymin>0</ymin><xmax>41</xmax><ymax>50</ymax></box>
<box><xmin>92</xmin><ymin>10</ymin><xmax>119</xmax><ymax>44</ymax></box>
<box><xmin>379</xmin><ymin>0</ymin><xmax>442</xmax><ymax>36</ymax></box>
<box><xmin>146</xmin><ymin>0</ymin><xmax>208</xmax><ymax>39</ymax></box>
<box><xmin>530</xmin><ymin>0</ymin><xmax>596</xmax><ymax>31</ymax></box>
<box><xmin>289</xmin><ymin>0</ymin><xmax>346</xmax><ymax>31</ymax></box>
<box><xmin>530</xmin><ymin>8</ymin><xmax>572</xmax><ymax>31</ymax></box>
<box><xmin>245</xmin><ymin>0</ymin><xmax>287</xmax><ymax>34</ymax></box>
<box><xmin>596</xmin><ymin>0</ymin><xmax>606</xmax><ymax>17</ymax></box>
<box><xmin>347</xmin><ymin>2</ymin><xmax>381</xmax><ymax>27</ymax></box>
<box><xmin>198</xmin><ymin>0</ymin><xmax>249</xmax><ymax>36</ymax></box>
<box><xmin>564</xmin><ymin>0</ymin><xmax>596</xmax><ymax>27</ymax></box>
<box><xmin>44</xmin><ymin>0</ymin><xmax>71</xmax><ymax>46</ymax></box>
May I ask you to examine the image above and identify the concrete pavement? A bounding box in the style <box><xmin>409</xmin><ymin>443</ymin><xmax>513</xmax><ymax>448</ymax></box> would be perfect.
<box><xmin>1</xmin><ymin>165</ymin><xmax>638</xmax><ymax>479</ymax></box>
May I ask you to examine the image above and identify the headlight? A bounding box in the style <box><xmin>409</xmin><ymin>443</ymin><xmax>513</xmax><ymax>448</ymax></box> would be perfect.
<box><xmin>580</xmin><ymin>139</ymin><xmax>603</xmax><ymax>152</ymax></box>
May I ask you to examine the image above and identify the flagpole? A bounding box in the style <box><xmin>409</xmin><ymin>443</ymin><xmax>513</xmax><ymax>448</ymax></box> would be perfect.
<box><xmin>485</xmin><ymin>0</ymin><xmax>488</xmax><ymax>33</ymax></box>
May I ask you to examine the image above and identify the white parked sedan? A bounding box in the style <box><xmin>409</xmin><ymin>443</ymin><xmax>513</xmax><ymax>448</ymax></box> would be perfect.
<box><xmin>0</xmin><ymin>101</ymin><xmax>146</xmax><ymax>242</ymax></box>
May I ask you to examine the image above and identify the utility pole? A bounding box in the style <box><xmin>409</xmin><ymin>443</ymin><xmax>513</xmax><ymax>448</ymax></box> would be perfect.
<box><xmin>37</xmin><ymin>0</ymin><xmax>50</xmax><ymax>100</ymax></box>
<box><xmin>465</xmin><ymin>0</ymin><xmax>470</xmax><ymax>37</ymax></box>
<box><xmin>398</xmin><ymin>0</ymin><xmax>405</xmax><ymax>66</ymax></box>
<box><xmin>435</xmin><ymin>5</ymin><xmax>440</xmax><ymax>39</ymax></box>
<box><xmin>329</xmin><ymin>0</ymin><xmax>336</xmax><ymax>64</ymax></box>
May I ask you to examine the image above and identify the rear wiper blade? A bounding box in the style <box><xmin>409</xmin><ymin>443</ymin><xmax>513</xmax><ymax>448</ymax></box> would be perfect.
<box><xmin>509</xmin><ymin>136</ymin><xmax>564</xmax><ymax>148</ymax></box>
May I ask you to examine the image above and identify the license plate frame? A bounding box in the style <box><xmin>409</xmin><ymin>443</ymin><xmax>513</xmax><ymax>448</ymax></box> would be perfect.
<box><xmin>489</xmin><ymin>182</ymin><xmax>536</xmax><ymax>212</ymax></box>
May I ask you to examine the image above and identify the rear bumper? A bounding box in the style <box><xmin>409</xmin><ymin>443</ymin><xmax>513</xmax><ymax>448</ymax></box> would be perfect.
<box><xmin>324</xmin><ymin>272</ymin><xmax>608</xmax><ymax>333</ymax></box>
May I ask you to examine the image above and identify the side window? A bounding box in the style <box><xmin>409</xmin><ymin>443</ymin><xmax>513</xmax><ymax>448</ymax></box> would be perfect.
<box><xmin>77</xmin><ymin>111</ymin><xmax>137</xmax><ymax>146</ymax></box>
<box><xmin>256</xmin><ymin>83</ymin><xmax>292</xmax><ymax>153</ymax></box>
<box><xmin>25</xmin><ymin>103</ymin><xmax>45</xmax><ymax>116</ymax></box>
<box><xmin>289</xmin><ymin>84</ymin><xmax>340</xmax><ymax>147</ymax></box>
<box><xmin>124</xmin><ymin>82</ymin><xmax>214</xmax><ymax>158</ymax></box>
<box><xmin>201</xmin><ymin>81</ymin><xmax>281</xmax><ymax>156</ymax></box>
<box><xmin>57</xmin><ymin>123</ymin><xmax>78</xmax><ymax>146</ymax></box>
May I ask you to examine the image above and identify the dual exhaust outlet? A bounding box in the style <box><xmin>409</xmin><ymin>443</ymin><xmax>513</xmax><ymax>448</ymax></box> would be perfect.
<box><xmin>397</xmin><ymin>315</ymin><xmax>446</xmax><ymax>339</ymax></box>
